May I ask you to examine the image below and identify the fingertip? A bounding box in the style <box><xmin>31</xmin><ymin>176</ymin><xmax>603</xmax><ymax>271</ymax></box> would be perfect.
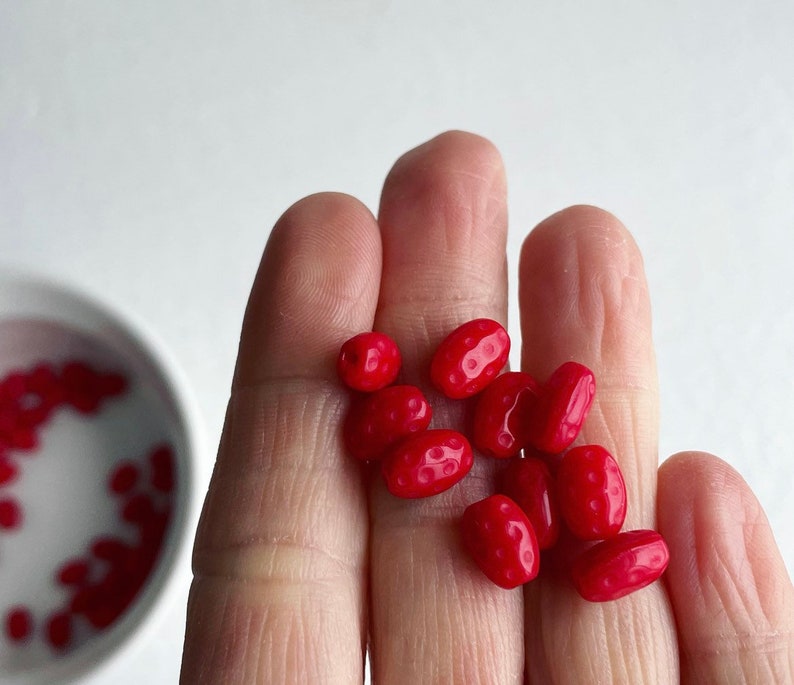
<box><xmin>657</xmin><ymin>449</ymin><xmax>764</xmax><ymax>537</ymax></box>
<box><xmin>237</xmin><ymin>191</ymin><xmax>382</xmax><ymax>384</ymax></box>
<box><xmin>658</xmin><ymin>449</ymin><xmax>734</xmax><ymax>487</ymax></box>
<box><xmin>379</xmin><ymin>131</ymin><xmax>507</xmax><ymax>249</ymax></box>
<box><xmin>275</xmin><ymin>191</ymin><xmax>377</xmax><ymax>238</ymax></box>
<box><xmin>375</xmin><ymin>129</ymin><xmax>509</xmax><ymax>373</ymax></box>
<box><xmin>658</xmin><ymin>450</ymin><xmax>794</xmax><ymax>683</ymax></box>
<box><xmin>384</xmin><ymin>130</ymin><xmax>505</xmax><ymax>188</ymax></box>
<box><xmin>518</xmin><ymin>203</ymin><xmax>650</xmax><ymax>373</ymax></box>
<box><xmin>520</xmin><ymin>204</ymin><xmax>639</xmax><ymax>276</ymax></box>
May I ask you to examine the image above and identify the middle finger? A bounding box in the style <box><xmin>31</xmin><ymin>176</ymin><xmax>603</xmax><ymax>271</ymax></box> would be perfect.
<box><xmin>368</xmin><ymin>131</ymin><xmax>524</xmax><ymax>684</ymax></box>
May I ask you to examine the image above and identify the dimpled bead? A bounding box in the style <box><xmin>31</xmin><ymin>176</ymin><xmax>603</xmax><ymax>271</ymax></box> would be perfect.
<box><xmin>343</xmin><ymin>385</ymin><xmax>432</xmax><ymax>461</ymax></box>
<box><xmin>381</xmin><ymin>429</ymin><xmax>473</xmax><ymax>498</ymax></box>
<box><xmin>556</xmin><ymin>444</ymin><xmax>626</xmax><ymax>541</ymax></box>
<box><xmin>337</xmin><ymin>332</ymin><xmax>402</xmax><ymax>392</ymax></box>
<box><xmin>430</xmin><ymin>319</ymin><xmax>510</xmax><ymax>399</ymax></box>
<box><xmin>529</xmin><ymin>362</ymin><xmax>595</xmax><ymax>454</ymax></box>
<box><xmin>572</xmin><ymin>529</ymin><xmax>670</xmax><ymax>602</ymax></box>
<box><xmin>472</xmin><ymin>371</ymin><xmax>539</xmax><ymax>458</ymax></box>
<box><xmin>500</xmin><ymin>457</ymin><xmax>560</xmax><ymax>550</ymax></box>
<box><xmin>461</xmin><ymin>494</ymin><xmax>539</xmax><ymax>589</ymax></box>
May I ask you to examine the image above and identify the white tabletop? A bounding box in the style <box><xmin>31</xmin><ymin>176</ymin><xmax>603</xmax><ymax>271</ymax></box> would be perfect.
<box><xmin>2</xmin><ymin>2</ymin><xmax>793</xmax><ymax>682</ymax></box>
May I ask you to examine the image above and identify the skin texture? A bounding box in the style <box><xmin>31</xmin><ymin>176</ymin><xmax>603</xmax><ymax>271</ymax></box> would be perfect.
<box><xmin>180</xmin><ymin>131</ymin><xmax>794</xmax><ymax>684</ymax></box>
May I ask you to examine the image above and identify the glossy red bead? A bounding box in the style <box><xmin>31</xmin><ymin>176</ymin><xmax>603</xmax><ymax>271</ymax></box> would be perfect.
<box><xmin>337</xmin><ymin>332</ymin><xmax>401</xmax><ymax>392</ymax></box>
<box><xmin>8</xmin><ymin>426</ymin><xmax>37</xmax><ymax>451</ymax></box>
<box><xmin>500</xmin><ymin>457</ymin><xmax>560</xmax><ymax>549</ymax></box>
<box><xmin>26</xmin><ymin>363</ymin><xmax>58</xmax><ymax>394</ymax></box>
<box><xmin>45</xmin><ymin>611</ymin><xmax>73</xmax><ymax>650</ymax></box>
<box><xmin>381</xmin><ymin>429</ymin><xmax>473</xmax><ymax>498</ymax></box>
<box><xmin>461</xmin><ymin>494</ymin><xmax>539</xmax><ymax>589</ymax></box>
<box><xmin>472</xmin><ymin>371</ymin><xmax>539</xmax><ymax>458</ymax></box>
<box><xmin>0</xmin><ymin>456</ymin><xmax>18</xmax><ymax>485</ymax></box>
<box><xmin>572</xmin><ymin>529</ymin><xmax>670</xmax><ymax>602</ymax></box>
<box><xmin>98</xmin><ymin>371</ymin><xmax>128</xmax><ymax>397</ymax></box>
<box><xmin>0</xmin><ymin>404</ymin><xmax>19</xmax><ymax>441</ymax></box>
<box><xmin>18</xmin><ymin>402</ymin><xmax>53</xmax><ymax>430</ymax></box>
<box><xmin>344</xmin><ymin>385</ymin><xmax>432</xmax><ymax>461</ymax></box>
<box><xmin>557</xmin><ymin>444</ymin><xmax>626</xmax><ymax>541</ymax></box>
<box><xmin>0</xmin><ymin>497</ymin><xmax>23</xmax><ymax>529</ymax></box>
<box><xmin>0</xmin><ymin>372</ymin><xmax>26</xmax><ymax>402</ymax></box>
<box><xmin>91</xmin><ymin>536</ymin><xmax>131</xmax><ymax>564</ymax></box>
<box><xmin>62</xmin><ymin>361</ymin><xmax>103</xmax><ymax>414</ymax></box>
<box><xmin>57</xmin><ymin>559</ymin><xmax>91</xmax><ymax>586</ymax></box>
<box><xmin>528</xmin><ymin>362</ymin><xmax>595</xmax><ymax>454</ymax></box>
<box><xmin>5</xmin><ymin>606</ymin><xmax>33</xmax><ymax>642</ymax></box>
<box><xmin>430</xmin><ymin>319</ymin><xmax>510</xmax><ymax>399</ymax></box>
<box><xmin>150</xmin><ymin>444</ymin><xmax>176</xmax><ymax>492</ymax></box>
<box><xmin>109</xmin><ymin>461</ymin><xmax>140</xmax><ymax>494</ymax></box>
<box><xmin>122</xmin><ymin>492</ymin><xmax>156</xmax><ymax>526</ymax></box>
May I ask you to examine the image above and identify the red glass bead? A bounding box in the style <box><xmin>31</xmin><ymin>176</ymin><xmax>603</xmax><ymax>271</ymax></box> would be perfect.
<box><xmin>528</xmin><ymin>362</ymin><xmax>596</xmax><ymax>454</ymax></box>
<box><xmin>85</xmin><ymin>603</ymin><xmax>122</xmax><ymax>630</ymax></box>
<box><xmin>556</xmin><ymin>444</ymin><xmax>626</xmax><ymax>541</ymax></box>
<box><xmin>91</xmin><ymin>536</ymin><xmax>131</xmax><ymax>564</ymax></box>
<box><xmin>572</xmin><ymin>529</ymin><xmax>670</xmax><ymax>602</ymax></box>
<box><xmin>500</xmin><ymin>457</ymin><xmax>560</xmax><ymax>550</ymax></box>
<box><xmin>0</xmin><ymin>404</ymin><xmax>20</xmax><ymax>441</ymax></box>
<box><xmin>0</xmin><ymin>497</ymin><xmax>23</xmax><ymax>529</ymax></box>
<box><xmin>343</xmin><ymin>385</ymin><xmax>432</xmax><ymax>461</ymax></box>
<box><xmin>150</xmin><ymin>444</ymin><xmax>176</xmax><ymax>492</ymax></box>
<box><xmin>0</xmin><ymin>456</ymin><xmax>18</xmax><ymax>486</ymax></box>
<box><xmin>430</xmin><ymin>319</ymin><xmax>510</xmax><ymax>399</ymax></box>
<box><xmin>62</xmin><ymin>361</ymin><xmax>103</xmax><ymax>414</ymax></box>
<box><xmin>5</xmin><ymin>606</ymin><xmax>33</xmax><ymax>642</ymax></box>
<box><xmin>139</xmin><ymin>507</ymin><xmax>170</xmax><ymax>554</ymax></box>
<box><xmin>8</xmin><ymin>427</ymin><xmax>37</xmax><ymax>451</ymax></box>
<box><xmin>98</xmin><ymin>372</ymin><xmax>128</xmax><ymax>397</ymax></box>
<box><xmin>122</xmin><ymin>493</ymin><xmax>156</xmax><ymax>526</ymax></box>
<box><xmin>57</xmin><ymin>559</ymin><xmax>91</xmax><ymax>586</ymax></box>
<box><xmin>0</xmin><ymin>372</ymin><xmax>26</xmax><ymax>402</ymax></box>
<box><xmin>46</xmin><ymin>611</ymin><xmax>73</xmax><ymax>649</ymax></box>
<box><xmin>18</xmin><ymin>402</ymin><xmax>53</xmax><ymax>430</ymax></box>
<box><xmin>26</xmin><ymin>363</ymin><xmax>58</xmax><ymax>392</ymax></box>
<box><xmin>381</xmin><ymin>429</ymin><xmax>473</xmax><ymax>498</ymax></box>
<box><xmin>70</xmin><ymin>585</ymin><xmax>101</xmax><ymax>614</ymax></box>
<box><xmin>337</xmin><ymin>332</ymin><xmax>402</xmax><ymax>392</ymax></box>
<box><xmin>461</xmin><ymin>494</ymin><xmax>539</xmax><ymax>589</ymax></box>
<box><xmin>29</xmin><ymin>363</ymin><xmax>66</xmax><ymax>407</ymax></box>
<box><xmin>472</xmin><ymin>371</ymin><xmax>539</xmax><ymax>458</ymax></box>
<box><xmin>109</xmin><ymin>461</ymin><xmax>140</xmax><ymax>495</ymax></box>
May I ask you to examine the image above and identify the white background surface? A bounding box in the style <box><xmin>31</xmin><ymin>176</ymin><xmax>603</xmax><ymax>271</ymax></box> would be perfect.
<box><xmin>2</xmin><ymin>2</ymin><xmax>793</xmax><ymax>682</ymax></box>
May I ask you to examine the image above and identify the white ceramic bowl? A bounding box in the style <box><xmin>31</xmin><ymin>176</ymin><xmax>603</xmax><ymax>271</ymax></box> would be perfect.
<box><xmin>0</xmin><ymin>272</ymin><xmax>202</xmax><ymax>684</ymax></box>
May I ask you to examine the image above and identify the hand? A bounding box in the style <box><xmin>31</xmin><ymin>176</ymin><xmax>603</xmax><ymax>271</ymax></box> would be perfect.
<box><xmin>180</xmin><ymin>132</ymin><xmax>794</xmax><ymax>684</ymax></box>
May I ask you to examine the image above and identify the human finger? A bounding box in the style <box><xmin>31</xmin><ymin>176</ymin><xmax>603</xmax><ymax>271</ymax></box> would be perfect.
<box><xmin>658</xmin><ymin>451</ymin><xmax>794</xmax><ymax>684</ymax></box>
<box><xmin>519</xmin><ymin>206</ymin><xmax>678</xmax><ymax>683</ymax></box>
<box><xmin>181</xmin><ymin>193</ymin><xmax>381</xmax><ymax>683</ymax></box>
<box><xmin>368</xmin><ymin>131</ymin><xmax>524</xmax><ymax>684</ymax></box>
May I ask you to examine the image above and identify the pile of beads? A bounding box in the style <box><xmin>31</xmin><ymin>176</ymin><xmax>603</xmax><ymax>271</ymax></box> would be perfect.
<box><xmin>337</xmin><ymin>320</ymin><xmax>669</xmax><ymax>600</ymax></box>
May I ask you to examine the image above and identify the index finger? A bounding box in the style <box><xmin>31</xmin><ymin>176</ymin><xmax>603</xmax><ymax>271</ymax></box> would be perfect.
<box><xmin>181</xmin><ymin>193</ymin><xmax>381</xmax><ymax>683</ymax></box>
